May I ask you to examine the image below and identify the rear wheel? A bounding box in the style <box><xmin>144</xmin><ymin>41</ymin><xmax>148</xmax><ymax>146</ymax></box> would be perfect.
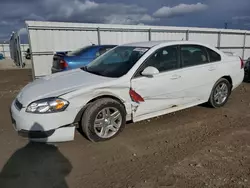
<box><xmin>81</xmin><ymin>98</ymin><xmax>126</xmax><ymax>142</ymax></box>
<box><xmin>208</xmin><ymin>78</ymin><xmax>231</xmax><ymax>108</ymax></box>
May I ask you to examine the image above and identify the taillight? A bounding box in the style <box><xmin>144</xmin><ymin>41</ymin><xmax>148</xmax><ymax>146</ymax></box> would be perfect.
<box><xmin>240</xmin><ymin>57</ymin><xmax>244</xmax><ymax>69</ymax></box>
<box><xmin>129</xmin><ymin>88</ymin><xmax>144</xmax><ymax>103</ymax></box>
<box><xmin>59</xmin><ymin>59</ymin><xmax>68</xmax><ymax>69</ymax></box>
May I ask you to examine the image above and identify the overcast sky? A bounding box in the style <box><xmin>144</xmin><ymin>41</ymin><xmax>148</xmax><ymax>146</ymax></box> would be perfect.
<box><xmin>0</xmin><ymin>0</ymin><xmax>250</xmax><ymax>43</ymax></box>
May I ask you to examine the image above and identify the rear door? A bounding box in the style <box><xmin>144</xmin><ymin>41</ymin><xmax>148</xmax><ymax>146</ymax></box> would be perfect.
<box><xmin>178</xmin><ymin>44</ymin><xmax>222</xmax><ymax>103</ymax></box>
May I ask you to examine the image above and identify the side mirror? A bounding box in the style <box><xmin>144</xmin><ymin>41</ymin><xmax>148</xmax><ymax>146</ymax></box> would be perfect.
<box><xmin>141</xmin><ymin>66</ymin><xmax>159</xmax><ymax>77</ymax></box>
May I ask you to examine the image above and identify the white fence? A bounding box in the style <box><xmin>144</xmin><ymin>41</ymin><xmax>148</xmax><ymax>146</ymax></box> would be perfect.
<box><xmin>0</xmin><ymin>43</ymin><xmax>29</xmax><ymax>58</ymax></box>
<box><xmin>26</xmin><ymin>21</ymin><xmax>250</xmax><ymax>79</ymax></box>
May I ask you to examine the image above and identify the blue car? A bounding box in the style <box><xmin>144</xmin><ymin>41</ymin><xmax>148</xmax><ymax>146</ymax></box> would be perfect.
<box><xmin>51</xmin><ymin>45</ymin><xmax>116</xmax><ymax>73</ymax></box>
<box><xmin>0</xmin><ymin>53</ymin><xmax>4</xmax><ymax>60</ymax></box>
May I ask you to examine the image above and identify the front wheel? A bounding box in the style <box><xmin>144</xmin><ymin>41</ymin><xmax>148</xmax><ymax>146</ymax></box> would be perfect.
<box><xmin>208</xmin><ymin>78</ymin><xmax>231</xmax><ymax>108</ymax></box>
<box><xmin>81</xmin><ymin>98</ymin><xmax>126</xmax><ymax>142</ymax></box>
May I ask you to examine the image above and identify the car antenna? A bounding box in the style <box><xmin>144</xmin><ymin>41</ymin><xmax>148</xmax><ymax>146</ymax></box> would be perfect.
<box><xmin>85</xmin><ymin>34</ymin><xmax>95</xmax><ymax>45</ymax></box>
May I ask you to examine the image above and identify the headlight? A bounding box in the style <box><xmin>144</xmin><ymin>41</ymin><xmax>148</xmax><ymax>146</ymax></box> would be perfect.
<box><xmin>26</xmin><ymin>98</ymin><xmax>69</xmax><ymax>113</ymax></box>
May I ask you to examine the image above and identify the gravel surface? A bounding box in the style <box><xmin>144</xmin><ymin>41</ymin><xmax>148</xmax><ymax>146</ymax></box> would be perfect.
<box><xmin>0</xmin><ymin>69</ymin><xmax>250</xmax><ymax>188</ymax></box>
<box><xmin>0</xmin><ymin>59</ymin><xmax>32</xmax><ymax>70</ymax></box>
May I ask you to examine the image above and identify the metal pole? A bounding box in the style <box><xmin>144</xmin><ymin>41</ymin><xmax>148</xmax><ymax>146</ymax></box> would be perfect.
<box><xmin>26</xmin><ymin>24</ymin><xmax>36</xmax><ymax>80</ymax></box>
<box><xmin>242</xmin><ymin>32</ymin><xmax>246</xmax><ymax>60</ymax></box>
<box><xmin>148</xmin><ymin>29</ymin><xmax>151</xmax><ymax>41</ymax></box>
<box><xmin>186</xmin><ymin>30</ymin><xmax>189</xmax><ymax>41</ymax></box>
<box><xmin>97</xmin><ymin>27</ymin><xmax>101</xmax><ymax>45</ymax></box>
<box><xmin>16</xmin><ymin>33</ymin><xmax>22</xmax><ymax>68</ymax></box>
<box><xmin>2</xmin><ymin>44</ymin><xmax>5</xmax><ymax>58</ymax></box>
<box><xmin>217</xmin><ymin>32</ymin><xmax>221</xmax><ymax>49</ymax></box>
<box><xmin>224</xmin><ymin>22</ymin><xmax>228</xmax><ymax>29</ymax></box>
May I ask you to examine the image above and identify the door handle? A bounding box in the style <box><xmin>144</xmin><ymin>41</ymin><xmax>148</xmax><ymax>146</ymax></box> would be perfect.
<box><xmin>208</xmin><ymin>66</ymin><xmax>216</xmax><ymax>71</ymax></box>
<box><xmin>170</xmin><ymin>74</ymin><xmax>181</xmax><ymax>80</ymax></box>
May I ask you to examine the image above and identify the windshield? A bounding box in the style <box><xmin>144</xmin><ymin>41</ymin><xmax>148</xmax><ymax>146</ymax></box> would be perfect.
<box><xmin>85</xmin><ymin>46</ymin><xmax>149</xmax><ymax>78</ymax></box>
<box><xmin>67</xmin><ymin>46</ymin><xmax>92</xmax><ymax>56</ymax></box>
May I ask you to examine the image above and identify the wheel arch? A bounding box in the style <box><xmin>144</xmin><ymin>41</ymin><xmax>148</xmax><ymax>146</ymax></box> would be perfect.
<box><xmin>73</xmin><ymin>94</ymin><xmax>127</xmax><ymax>123</ymax></box>
<box><xmin>207</xmin><ymin>75</ymin><xmax>233</xmax><ymax>108</ymax></box>
<box><xmin>221</xmin><ymin>75</ymin><xmax>233</xmax><ymax>90</ymax></box>
<box><xmin>207</xmin><ymin>75</ymin><xmax>233</xmax><ymax>102</ymax></box>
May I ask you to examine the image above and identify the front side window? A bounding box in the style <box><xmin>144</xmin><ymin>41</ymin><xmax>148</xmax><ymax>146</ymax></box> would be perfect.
<box><xmin>85</xmin><ymin>46</ymin><xmax>149</xmax><ymax>78</ymax></box>
<box><xmin>136</xmin><ymin>45</ymin><xmax>179</xmax><ymax>76</ymax></box>
<box><xmin>181</xmin><ymin>45</ymin><xmax>209</xmax><ymax>68</ymax></box>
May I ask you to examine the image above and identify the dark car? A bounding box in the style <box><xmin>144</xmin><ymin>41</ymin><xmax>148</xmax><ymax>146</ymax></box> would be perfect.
<box><xmin>51</xmin><ymin>44</ymin><xmax>116</xmax><ymax>73</ymax></box>
<box><xmin>25</xmin><ymin>48</ymin><xmax>31</xmax><ymax>59</ymax></box>
<box><xmin>244</xmin><ymin>58</ymin><xmax>250</xmax><ymax>82</ymax></box>
<box><xmin>0</xmin><ymin>53</ymin><xmax>4</xmax><ymax>60</ymax></box>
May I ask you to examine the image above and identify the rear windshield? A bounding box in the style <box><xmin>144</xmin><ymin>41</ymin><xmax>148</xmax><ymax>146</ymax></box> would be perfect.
<box><xmin>67</xmin><ymin>46</ymin><xmax>93</xmax><ymax>56</ymax></box>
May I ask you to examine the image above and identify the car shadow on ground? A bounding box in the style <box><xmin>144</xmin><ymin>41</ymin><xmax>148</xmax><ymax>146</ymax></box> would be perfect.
<box><xmin>0</xmin><ymin>124</ymin><xmax>72</xmax><ymax>188</ymax></box>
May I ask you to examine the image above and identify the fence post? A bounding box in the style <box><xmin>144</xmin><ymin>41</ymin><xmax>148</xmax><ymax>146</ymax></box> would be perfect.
<box><xmin>242</xmin><ymin>32</ymin><xmax>246</xmax><ymax>60</ymax></box>
<box><xmin>148</xmin><ymin>29</ymin><xmax>151</xmax><ymax>41</ymax></box>
<box><xmin>186</xmin><ymin>30</ymin><xmax>189</xmax><ymax>41</ymax></box>
<box><xmin>97</xmin><ymin>27</ymin><xmax>101</xmax><ymax>45</ymax></box>
<box><xmin>1</xmin><ymin>44</ymin><xmax>5</xmax><ymax>58</ymax></box>
<box><xmin>16</xmin><ymin>33</ymin><xmax>23</xmax><ymax>68</ymax></box>
<box><xmin>217</xmin><ymin>31</ymin><xmax>221</xmax><ymax>49</ymax></box>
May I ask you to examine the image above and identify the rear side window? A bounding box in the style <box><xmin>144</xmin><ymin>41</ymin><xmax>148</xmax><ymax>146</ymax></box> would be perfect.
<box><xmin>206</xmin><ymin>48</ymin><xmax>221</xmax><ymax>62</ymax></box>
<box><xmin>67</xmin><ymin>46</ymin><xmax>92</xmax><ymax>56</ymax></box>
<box><xmin>180</xmin><ymin>45</ymin><xmax>209</xmax><ymax>68</ymax></box>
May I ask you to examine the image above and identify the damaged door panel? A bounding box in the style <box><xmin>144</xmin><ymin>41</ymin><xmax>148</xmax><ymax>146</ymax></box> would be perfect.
<box><xmin>130</xmin><ymin>70</ymin><xmax>186</xmax><ymax>121</ymax></box>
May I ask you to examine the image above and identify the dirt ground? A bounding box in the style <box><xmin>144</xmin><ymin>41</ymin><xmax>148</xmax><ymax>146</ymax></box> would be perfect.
<box><xmin>0</xmin><ymin>59</ymin><xmax>32</xmax><ymax>70</ymax></box>
<box><xmin>0</xmin><ymin>69</ymin><xmax>250</xmax><ymax>188</ymax></box>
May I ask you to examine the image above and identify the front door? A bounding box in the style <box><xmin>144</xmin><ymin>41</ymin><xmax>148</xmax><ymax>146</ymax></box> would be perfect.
<box><xmin>131</xmin><ymin>45</ymin><xmax>186</xmax><ymax>121</ymax></box>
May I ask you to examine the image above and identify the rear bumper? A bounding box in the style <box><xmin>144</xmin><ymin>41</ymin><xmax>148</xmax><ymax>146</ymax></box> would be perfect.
<box><xmin>51</xmin><ymin>67</ymin><xmax>63</xmax><ymax>74</ymax></box>
<box><xmin>232</xmin><ymin>69</ymin><xmax>244</xmax><ymax>90</ymax></box>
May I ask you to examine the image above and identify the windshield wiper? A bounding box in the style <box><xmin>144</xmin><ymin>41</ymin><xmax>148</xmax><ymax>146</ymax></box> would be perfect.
<box><xmin>80</xmin><ymin>66</ymin><xmax>87</xmax><ymax>71</ymax></box>
<box><xmin>81</xmin><ymin>66</ymin><xmax>103</xmax><ymax>76</ymax></box>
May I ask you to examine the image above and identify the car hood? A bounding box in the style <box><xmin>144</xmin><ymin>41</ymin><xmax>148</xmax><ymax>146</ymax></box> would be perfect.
<box><xmin>16</xmin><ymin>69</ymin><xmax>114</xmax><ymax>106</ymax></box>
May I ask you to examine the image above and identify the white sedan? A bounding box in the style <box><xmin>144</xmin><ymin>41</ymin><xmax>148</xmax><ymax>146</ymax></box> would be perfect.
<box><xmin>10</xmin><ymin>41</ymin><xmax>244</xmax><ymax>142</ymax></box>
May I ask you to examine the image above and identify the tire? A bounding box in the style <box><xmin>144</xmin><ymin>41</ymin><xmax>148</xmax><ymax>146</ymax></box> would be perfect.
<box><xmin>244</xmin><ymin>69</ymin><xmax>250</xmax><ymax>82</ymax></box>
<box><xmin>208</xmin><ymin>78</ymin><xmax>232</xmax><ymax>108</ymax></box>
<box><xmin>81</xmin><ymin>98</ymin><xmax>126</xmax><ymax>142</ymax></box>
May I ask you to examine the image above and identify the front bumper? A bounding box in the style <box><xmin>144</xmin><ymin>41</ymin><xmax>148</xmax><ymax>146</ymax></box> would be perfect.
<box><xmin>10</xmin><ymin>100</ymin><xmax>76</xmax><ymax>142</ymax></box>
<box><xmin>18</xmin><ymin>129</ymin><xmax>55</xmax><ymax>138</ymax></box>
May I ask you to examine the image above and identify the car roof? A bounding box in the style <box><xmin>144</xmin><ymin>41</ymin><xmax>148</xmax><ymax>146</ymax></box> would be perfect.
<box><xmin>95</xmin><ymin>44</ymin><xmax>117</xmax><ymax>47</ymax></box>
<box><xmin>121</xmin><ymin>40</ymin><xmax>176</xmax><ymax>47</ymax></box>
<box><xmin>121</xmin><ymin>40</ymin><xmax>211</xmax><ymax>48</ymax></box>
